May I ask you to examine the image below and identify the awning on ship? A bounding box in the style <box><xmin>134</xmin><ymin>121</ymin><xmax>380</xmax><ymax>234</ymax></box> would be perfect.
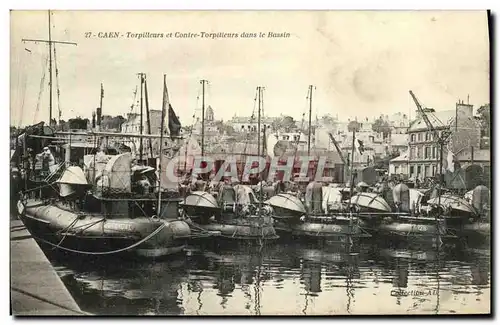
<box><xmin>427</xmin><ymin>194</ymin><xmax>476</xmax><ymax>215</ymax></box>
<box><xmin>181</xmin><ymin>191</ymin><xmax>219</xmax><ymax>209</ymax></box>
<box><xmin>265</xmin><ymin>193</ymin><xmax>306</xmax><ymax>214</ymax></box>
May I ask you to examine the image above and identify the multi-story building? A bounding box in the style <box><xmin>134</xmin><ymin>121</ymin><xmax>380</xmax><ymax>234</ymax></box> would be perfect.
<box><xmin>227</xmin><ymin>115</ymin><xmax>274</xmax><ymax>133</ymax></box>
<box><xmin>120</xmin><ymin>110</ymin><xmax>165</xmax><ymax>157</ymax></box>
<box><xmin>407</xmin><ymin>101</ymin><xmax>484</xmax><ymax>181</ymax></box>
<box><xmin>121</xmin><ymin>110</ymin><xmax>164</xmax><ymax>134</ymax></box>
<box><xmin>407</xmin><ymin>108</ymin><xmax>454</xmax><ymax>180</ymax></box>
<box><xmin>388</xmin><ymin>112</ymin><xmax>410</xmax><ymax>134</ymax></box>
<box><xmin>388</xmin><ymin>151</ymin><xmax>409</xmax><ymax>177</ymax></box>
<box><xmin>388</xmin><ymin>133</ymin><xmax>409</xmax><ymax>155</ymax></box>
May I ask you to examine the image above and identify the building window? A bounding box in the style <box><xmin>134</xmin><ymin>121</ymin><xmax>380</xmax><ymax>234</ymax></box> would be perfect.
<box><xmin>424</xmin><ymin>146</ymin><xmax>430</xmax><ymax>159</ymax></box>
<box><xmin>432</xmin><ymin>146</ymin><xmax>436</xmax><ymax>159</ymax></box>
<box><xmin>417</xmin><ymin>165</ymin><xmax>421</xmax><ymax>175</ymax></box>
<box><xmin>416</xmin><ymin>146</ymin><xmax>421</xmax><ymax>158</ymax></box>
<box><xmin>425</xmin><ymin>165</ymin><xmax>430</xmax><ymax>177</ymax></box>
<box><xmin>410</xmin><ymin>147</ymin><xmax>416</xmax><ymax>159</ymax></box>
<box><xmin>417</xmin><ymin>133</ymin><xmax>422</xmax><ymax>141</ymax></box>
<box><xmin>410</xmin><ymin>166</ymin><xmax>414</xmax><ymax>175</ymax></box>
<box><xmin>432</xmin><ymin>165</ymin><xmax>436</xmax><ymax>176</ymax></box>
<box><xmin>411</xmin><ymin>134</ymin><xmax>416</xmax><ymax>142</ymax></box>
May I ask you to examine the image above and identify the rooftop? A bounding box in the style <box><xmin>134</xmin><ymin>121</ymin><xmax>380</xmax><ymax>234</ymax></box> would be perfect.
<box><xmin>390</xmin><ymin>133</ymin><xmax>409</xmax><ymax>147</ymax></box>
<box><xmin>408</xmin><ymin>109</ymin><xmax>455</xmax><ymax>132</ymax></box>
<box><xmin>390</xmin><ymin>151</ymin><xmax>409</xmax><ymax>163</ymax></box>
<box><xmin>229</xmin><ymin>116</ymin><xmax>275</xmax><ymax>124</ymax></box>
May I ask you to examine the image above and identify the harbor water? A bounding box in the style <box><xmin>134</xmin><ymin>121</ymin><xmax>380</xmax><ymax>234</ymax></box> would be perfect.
<box><xmin>41</xmin><ymin>239</ymin><xmax>490</xmax><ymax>315</ymax></box>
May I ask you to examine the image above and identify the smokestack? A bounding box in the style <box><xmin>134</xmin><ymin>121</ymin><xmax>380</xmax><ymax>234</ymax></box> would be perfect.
<box><xmin>92</xmin><ymin>111</ymin><xmax>96</xmax><ymax>128</ymax></box>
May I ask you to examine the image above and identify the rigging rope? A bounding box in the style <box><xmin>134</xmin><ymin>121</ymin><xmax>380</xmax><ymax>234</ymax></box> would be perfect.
<box><xmin>33</xmin><ymin>52</ymin><xmax>49</xmax><ymax>124</ymax></box>
<box><xmin>12</xmin><ymin>46</ymin><xmax>22</xmax><ymax>125</ymax></box>
<box><xmin>18</xmin><ymin>48</ymin><xmax>32</xmax><ymax>128</ymax></box>
<box><xmin>53</xmin><ymin>44</ymin><xmax>62</xmax><ymax>123</ymax></box>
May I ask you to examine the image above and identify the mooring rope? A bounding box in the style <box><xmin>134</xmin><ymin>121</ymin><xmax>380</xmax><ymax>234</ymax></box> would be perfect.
<box><xmin>30</xmin><ymin>222</ymin><xmax>167</xmax><ymax>255</ymax></box>
<box><xmin>52</xmin><ymin>215</ymin><xmax>80</xmax><ymax>250</ymax></box>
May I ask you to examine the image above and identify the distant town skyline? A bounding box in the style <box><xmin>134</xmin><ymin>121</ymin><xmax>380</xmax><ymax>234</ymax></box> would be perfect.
<box><xmin>10</xmin><ymin>10</ymin><xmax>489</xmax><ymax>127</ymax></box>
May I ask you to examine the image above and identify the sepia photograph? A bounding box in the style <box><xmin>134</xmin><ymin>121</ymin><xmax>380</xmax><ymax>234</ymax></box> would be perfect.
<box><xmin>9</xmin><ymin>9</ymin><xmax>491</xmax><ymax>316</ymax></box>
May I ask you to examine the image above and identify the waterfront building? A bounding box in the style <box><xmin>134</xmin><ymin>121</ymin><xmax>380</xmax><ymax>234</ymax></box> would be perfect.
<box><xmin>388</xmin><ymin>151</ymin><xmax>409</xmax><ymax>178</ymax></box>
<box><xmin>407</xmin><ymin>101</ymin><xmax>486</xmax><ymax>181</ymax></box>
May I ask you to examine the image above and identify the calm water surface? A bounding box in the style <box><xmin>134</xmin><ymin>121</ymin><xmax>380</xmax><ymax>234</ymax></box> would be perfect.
<box><xmin>44</xmin><ymin>238</ymin><xmax>490</xmax><ymax>315</ymax></box>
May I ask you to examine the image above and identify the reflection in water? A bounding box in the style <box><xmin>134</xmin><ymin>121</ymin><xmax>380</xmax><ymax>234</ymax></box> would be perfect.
<box><xmin>393</xmin><ymin>263</ymin><xmax>409</xmax><ymax>288</ymax></box>
<box><xmin>46</xmin><ymin>238</ymin><xmax>490</xmax><ymax>315</ymax></box>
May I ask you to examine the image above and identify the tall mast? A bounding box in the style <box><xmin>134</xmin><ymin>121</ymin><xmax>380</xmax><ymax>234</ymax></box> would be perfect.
<box><xmin>348</xmin><ymin>128</ymin><xmax>356</xmax><ymax>210</ymax></box>
<box><xmin>157</xmin><ymin>74</ymin><xmax>167</xmax><ymax>216</ymax></box>
<box><xmin>139</xmin><ymin>73</ymin><xmax>144</xmax><ymax>162</ymax></box>
<box><xmin>257</xmin><ymin>86</ymin><xmax>261</xmax><ymax>162</ymax></box>
<box><xmin>257</xmin><ymin>86</ymin><xmax>263</xmax><ymax>209</ymax></box>
<box><xmin>48</xmin><ymin>10</ymin><xmax>53</xmax><ymax>125</ymax></box>
<box><xmin>261</xmin><ymin>87</ymin><xmax>265</xmax><ymax>156</ymax></box>
<box><xmin>307</xmin><ymin>85</ymin><xmax>313</xmax><ymax>156</ymax></box>
<box><xmin>144</xmin><ymin>76</ymin><xmax>153</xmax><ymax>158</ymax></box>
<box><xmin>23</xmin><ymin>11</ymin><xmax>77</xmax><ymax>125</ymax></box>
<box><xmin>99</xmin><ymin>83</ymin><xmax>103</xmax><ymax>115</ymax></box>
<box><xmin>200</xmin><ymin>79</ymin><xmax>208</xmax><ymax>156</ymax></box>
<box><xmin>96</xmin><ymin>83</ymin><xmax>103</xmax><ymax>135</ymax></box>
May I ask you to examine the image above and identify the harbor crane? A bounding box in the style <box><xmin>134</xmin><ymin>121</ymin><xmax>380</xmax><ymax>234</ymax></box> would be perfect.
<box><xmin>328</xmin><ymin>132</ymin><xmax>347</xmax><ymax>166</ymax></box>
<box><xmin>409</xmin><ymin>90</ymin><xmax>452</xmax><ymax>185</ymax></box>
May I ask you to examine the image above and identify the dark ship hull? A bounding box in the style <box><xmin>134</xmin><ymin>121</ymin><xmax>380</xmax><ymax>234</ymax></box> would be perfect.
<box><xmin>18</xmin><ymin>199</ymin><xmax>191</xmax><ymax>258</ymax></box>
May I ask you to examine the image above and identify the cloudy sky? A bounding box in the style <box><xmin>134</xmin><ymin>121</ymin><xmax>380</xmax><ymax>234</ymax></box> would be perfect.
<box><xmin>10</xmin><ymin>10</ymin><xmax>489</xmax><ymax>127</ymax></box>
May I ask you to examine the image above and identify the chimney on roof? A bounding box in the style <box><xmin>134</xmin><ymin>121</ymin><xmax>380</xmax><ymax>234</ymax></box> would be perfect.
<box><xmin>456</xmin><ymin>100</ymin><xmax>473</xmax><ymax>119</ymax></box>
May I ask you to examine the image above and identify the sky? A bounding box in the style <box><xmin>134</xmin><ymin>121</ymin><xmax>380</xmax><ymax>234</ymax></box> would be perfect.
<box><xmin>10</xmin><ymin>10</ymin><xmax>490</xmax><ymax>127</ymax></box>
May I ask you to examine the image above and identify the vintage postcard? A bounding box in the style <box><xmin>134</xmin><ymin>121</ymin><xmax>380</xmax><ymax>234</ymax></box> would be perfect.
<box><xmin>9</xmin><ymin>10</ymin><xmax>490</xmax><ymax>316</ymax></box>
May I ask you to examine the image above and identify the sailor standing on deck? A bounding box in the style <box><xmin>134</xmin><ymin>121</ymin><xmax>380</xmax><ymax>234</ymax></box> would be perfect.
<box><xmin>42</xmin><ymin>146</ymin><xmax>56</xmax><ymax>173</ymax></box>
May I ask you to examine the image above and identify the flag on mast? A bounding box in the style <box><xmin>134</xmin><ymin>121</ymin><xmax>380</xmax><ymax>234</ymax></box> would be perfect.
<box><xmin>162</xmin><ymin>79</ymin><xmax>182</xmax><ymax>140</ymax></box>
<box><xmin>160</xmin><ymin>77</ymin><xmax>179</xmax><ymax>190</ymax></box>
<box><xmin>354</xmin><ymin>137</ymin><xmax>365</xmax><ymax>155</ymax></box>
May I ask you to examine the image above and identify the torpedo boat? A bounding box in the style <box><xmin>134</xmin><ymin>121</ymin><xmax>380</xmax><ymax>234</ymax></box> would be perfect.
<box><xmin>180</xmin><ymin>184</ymin><xmax>278</xmax><ymax>241</ymax></box>
<box><xmin>17</xmin><ymin>147</ymin><xmax>192</xmax><ymax>258</ymax></box>
<box><xmin>266</xmin><ymin>181</ymin><xmax>368</xmax><ymax>244</ymax></box>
